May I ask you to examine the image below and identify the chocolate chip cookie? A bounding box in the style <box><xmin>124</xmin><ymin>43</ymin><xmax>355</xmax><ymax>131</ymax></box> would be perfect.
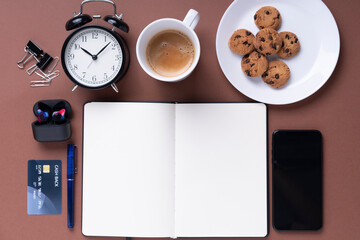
<box><xmin>261</xmin><ymin>60</ymin><xmax>290</xmax><ymax>88</ymax></box>
<box><xmin>254</xmin><ymin>6</ymin><xmax>281</xmax><ymax>30</ymax></box>
<box><xmin>254</xmin><ymin>28</ymin><xmax>282</xmax><ymax>56</ymax></box>
<box><xmin>277</xmin><ymin>31</ymin><xmax>300</xmax><ymax>59</ymax></box>
<box><xmin>228</xmin><ymin>29</ymin><xmax>255</xmax><ymax>55</ymax></box>
<box><xmin>241</xmin><ymin>51</ymin><xmax>268</xmax><ymax>77</ymax></box>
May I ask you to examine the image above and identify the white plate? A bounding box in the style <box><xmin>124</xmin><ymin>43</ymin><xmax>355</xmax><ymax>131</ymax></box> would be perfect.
<box><xmin>216</xmin><ymin>0</ymin><xmax>340</xmax><ymax>105</ymax></box>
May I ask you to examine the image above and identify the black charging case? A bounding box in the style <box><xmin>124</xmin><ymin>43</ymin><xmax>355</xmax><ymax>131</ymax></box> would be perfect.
<box><xmin>32</xmin><ymin>99</ymin><xmax>72</xmax><ymax>142</ymax></box>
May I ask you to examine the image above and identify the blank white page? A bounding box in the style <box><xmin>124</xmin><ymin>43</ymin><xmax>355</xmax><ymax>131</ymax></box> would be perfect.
<box><xmin>82</xmin><ymin>102</ymin><xmax>175</xmax><ymax>237</ymax></box>
<box><xmin>174</xmin><ymin>103</ymin><xmax>267</xmax><ymax>237</ymax></box>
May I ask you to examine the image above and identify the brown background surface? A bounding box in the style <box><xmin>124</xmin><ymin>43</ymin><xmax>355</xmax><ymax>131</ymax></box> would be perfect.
<box><xmin>0</xmin><ymin>0</ymin><xmax>359</xmax><ymax>239</ymax></box>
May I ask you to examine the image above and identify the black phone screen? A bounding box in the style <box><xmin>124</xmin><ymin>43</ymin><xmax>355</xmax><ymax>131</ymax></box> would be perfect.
<box><xmin>272</xmin><ymin>130</ymin><xmax>322</xmax><ymax>231</ymax></box>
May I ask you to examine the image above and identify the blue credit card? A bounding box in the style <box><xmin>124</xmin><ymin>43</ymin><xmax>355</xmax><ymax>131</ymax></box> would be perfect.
<box><xmin>27</xmin><ymin>160</ymin><xmax>62</xmax><ymax>215</ymax></box>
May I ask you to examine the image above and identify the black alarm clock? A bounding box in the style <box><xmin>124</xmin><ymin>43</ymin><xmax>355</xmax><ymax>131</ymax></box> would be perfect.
<box><xmin>61</xmin><ymin>0</ymin><xmax>130</xmax><ymax>92</ymax></box>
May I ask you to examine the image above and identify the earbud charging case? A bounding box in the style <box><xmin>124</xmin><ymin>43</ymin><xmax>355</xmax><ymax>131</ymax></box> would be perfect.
<box><xmin>32</xmin><ymin>99</ymin><xmax>72</xmax><ymax>142</ymax></box>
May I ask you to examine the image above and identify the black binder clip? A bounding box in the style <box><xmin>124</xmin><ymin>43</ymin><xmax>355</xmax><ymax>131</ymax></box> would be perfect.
<box><xmin>27</xmin><ymin>53</ymin><xmax>60</xmax><ymax>87</ymax></box>
<box><xmin>17</xmin><ymin>40</ymin><xmax>43</xmax><ymax>69</ymax></box>
<box><xmin>17</xmin><ymin>40</ymin><xmax>60</xmax><ymax>87</ymax></box>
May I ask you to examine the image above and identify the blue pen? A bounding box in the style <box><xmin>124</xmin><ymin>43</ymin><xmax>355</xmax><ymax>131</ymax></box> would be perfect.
<box><xmin>67</xmin><ymin>144</ymin><xmax>76</xmax><ymax>228</ymax></box>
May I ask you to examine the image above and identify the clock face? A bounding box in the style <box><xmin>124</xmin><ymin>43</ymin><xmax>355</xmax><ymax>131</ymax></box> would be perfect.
<box><xmin>62</xmin><ymin>26</ymin><xmax>124</xmax><ymax>88</ymax></box>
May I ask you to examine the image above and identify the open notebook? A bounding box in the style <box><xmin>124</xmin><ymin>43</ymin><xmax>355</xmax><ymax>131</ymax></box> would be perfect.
<box><xmin>82</xmin><ymin>102</ymin><xmax>267</xmax><ymax>238</ymax></box>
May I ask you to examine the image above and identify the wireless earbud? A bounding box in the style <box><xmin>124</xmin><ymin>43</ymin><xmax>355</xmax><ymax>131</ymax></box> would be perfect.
<box><xmin>52</xmin><ymin>109</ymin><xmax>66</xmax><ymax>123</ymax></box>
<box><xmin>37</xmin><ymin>109</ymin><xmax>50</xmax><ymax>123</ymax></box>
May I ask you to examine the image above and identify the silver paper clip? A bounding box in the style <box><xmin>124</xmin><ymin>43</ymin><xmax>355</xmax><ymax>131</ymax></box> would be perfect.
<box><xmin>30</xmin><ymin>70</ymin><xmax>60</xmax><ymax>87</ymax></box>
<box><xmin>28</xmin><ymin>53</ymin><xmax>60</xmax><ymax>87</ymax></box>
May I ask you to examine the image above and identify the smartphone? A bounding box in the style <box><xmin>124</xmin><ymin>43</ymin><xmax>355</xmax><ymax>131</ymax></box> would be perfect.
<box><xmin>272</xmin><ymin>130</ymin><xmax>322</xmax><ymax>231</ymax></box>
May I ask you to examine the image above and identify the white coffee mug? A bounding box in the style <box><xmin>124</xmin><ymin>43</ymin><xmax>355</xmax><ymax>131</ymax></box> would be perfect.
<box><xmin>136</xmin><ymin>9</ymin><xmax>200</xmax><ymax>82</ymax></box>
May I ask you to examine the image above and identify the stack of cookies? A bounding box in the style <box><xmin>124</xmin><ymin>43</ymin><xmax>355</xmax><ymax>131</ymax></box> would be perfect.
<box><xmin>228</xmin><ymin>6</ymin><xmax>300</xmax><ymax>89</ymax></box>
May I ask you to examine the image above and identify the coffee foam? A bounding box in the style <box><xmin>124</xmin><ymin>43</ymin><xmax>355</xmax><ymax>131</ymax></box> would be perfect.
<box><xmin>146</xmin><ymin>30</ymin><xmax>195</xmax><ymax>77</ymax></box>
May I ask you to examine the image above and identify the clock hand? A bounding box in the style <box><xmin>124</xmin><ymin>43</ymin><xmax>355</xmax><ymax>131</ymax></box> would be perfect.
<box><xmin>87</xmin><ymin>59</ymin><xmax>94</xmax><ymax>69</ymax></box>
<box><xmin>81</xmin><ymin>47</ymin><xmax>97</xmax><ymax>60</ymax></box>
<box><xmin>86</xmin><ymin>42</ymin><xmax>111</xmax><ymax>69</ymax></box>
<box><xmin>94</xmin><ymin>42</ymin><xmax>111</xmax><ymax>57</ymax></box>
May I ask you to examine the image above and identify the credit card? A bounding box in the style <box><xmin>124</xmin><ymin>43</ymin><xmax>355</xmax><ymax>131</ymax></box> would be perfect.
<box><xmin>27</xmin><ymin>160</ymin><xmax>62</xmax><ymax>215</ymax></box>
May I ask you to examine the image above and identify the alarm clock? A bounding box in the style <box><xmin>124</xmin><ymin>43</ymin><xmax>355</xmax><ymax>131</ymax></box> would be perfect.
<box><xmin>61</xmin><ymin>0</ymin><xmax>130</xmax><ymax>92</ymax></box>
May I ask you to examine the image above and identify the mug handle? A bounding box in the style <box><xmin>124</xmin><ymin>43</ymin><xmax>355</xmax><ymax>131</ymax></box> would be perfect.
<box><xmin>183</xmin><ymin>9</ymin><xmax>200</xmax><ymax>30</ymax></box>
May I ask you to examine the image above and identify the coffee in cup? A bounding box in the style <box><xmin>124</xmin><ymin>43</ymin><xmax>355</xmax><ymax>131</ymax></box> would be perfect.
<box><xmin>146</xmin><ymin>30</ymin><xmax>195</xmax><ymax>77</ymax></box>
<box><xmin>136</xmin><ymin>9</ymin><xmax>200</xmax><ymax>82</ymax></box>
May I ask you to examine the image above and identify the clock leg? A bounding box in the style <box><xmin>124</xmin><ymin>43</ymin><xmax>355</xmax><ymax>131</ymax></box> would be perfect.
<box><xmin>72</xmin><ymin>85</ymin><xmax>79</xmax><ymax>91</ymax></box>
<box><xmin>111</xmin><ymin>83</ymin><xmax>119</xmax><ymax>93</ymax></box>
